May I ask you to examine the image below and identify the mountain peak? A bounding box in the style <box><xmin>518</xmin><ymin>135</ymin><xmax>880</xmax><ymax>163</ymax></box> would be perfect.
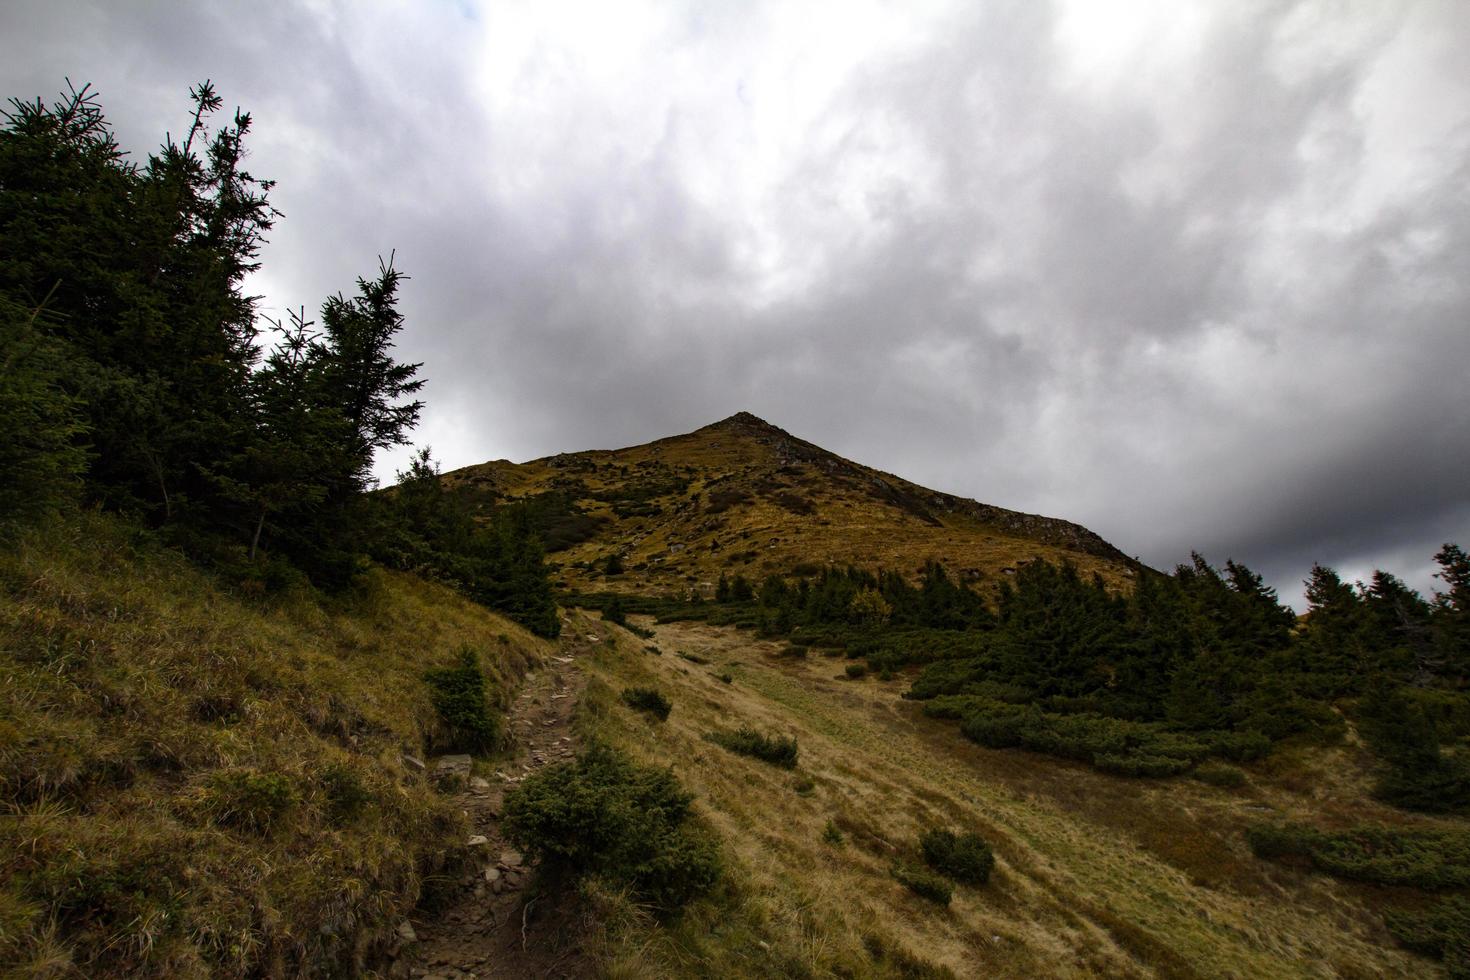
<box><xmin>706</xmin><ymin>410</ymin><xmax>782</xmax><ymax>432</ymax></box>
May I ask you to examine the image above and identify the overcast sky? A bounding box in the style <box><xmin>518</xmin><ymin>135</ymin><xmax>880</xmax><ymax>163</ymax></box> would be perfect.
<box><xmin>4</xmin><ymin>0</ymin><xmax>1467</xmax><ymax>607</ymax></box>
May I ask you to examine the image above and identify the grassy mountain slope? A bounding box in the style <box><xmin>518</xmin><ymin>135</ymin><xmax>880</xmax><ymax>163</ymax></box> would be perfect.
<box><xmin>570</xmin><ymin>612</ymin><xmax>1440</xmax><ymax>978</ymax></box>
<box><xmin>0</xmin><ymin>515</ymin><xmax>552</xmax><ymax>978</ymax></box>
<box><xmin>446</xmin><ymin>412</ymin><xmax>1140</xmax><ymax>597</ymax></box>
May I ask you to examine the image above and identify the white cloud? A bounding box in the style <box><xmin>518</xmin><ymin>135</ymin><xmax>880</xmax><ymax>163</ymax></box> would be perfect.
<box><xmin>2</xmin><ymin>0</ymin><xmax>1467</xmax><ymax>607</ymax></box>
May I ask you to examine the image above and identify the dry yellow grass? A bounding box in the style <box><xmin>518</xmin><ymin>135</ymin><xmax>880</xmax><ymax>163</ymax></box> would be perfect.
<box><xmin>569</xmin><ymin>611</ymin><xmax>1442</xmax><ymax>979</ymax></box>
<box><xmin>0</xmin><ymin>514</ymin><xmax>553</xmax><ymax>977</ymax></box>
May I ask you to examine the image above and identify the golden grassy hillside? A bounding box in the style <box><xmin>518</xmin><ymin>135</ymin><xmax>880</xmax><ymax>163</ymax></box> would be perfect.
<box><xmin>0</xmin><ymin>515</ymin><xmax>553</xmax><ymax>978</ymax></box>
<box><xmin>445</xmin><ymin>412</ymin><xmax>1140</xmax><ymax>598</ymax></box>
<box><xmin>568</xmin><ymin>611</ymin><xmax>1445</xmax><ymax>978</ymax></box>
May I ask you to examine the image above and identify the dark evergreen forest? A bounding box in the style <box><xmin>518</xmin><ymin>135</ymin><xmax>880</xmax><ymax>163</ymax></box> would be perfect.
<box><xmin>0</xmin><ymin>81</ymin><xmax>558</xmax><ymax>636</ymax></box>
<box><xmin>577</xmin><ymin>544</ymin><xmax>1470</xmax><ymax>807</ymax></box>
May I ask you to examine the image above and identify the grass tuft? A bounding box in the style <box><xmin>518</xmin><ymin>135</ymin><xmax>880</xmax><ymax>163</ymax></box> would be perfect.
<box><xmin>706</xmin><ymin>726</ymin><xmax>799</xmax><ymax>768</ymax></box>
<box><xmin>620</xmin><ymin>686</ymin><xmax>672</xmax><ymax>721</ymax></box>
<box><xmin>891</xmin><ymin>864</ymin><xmax>952</xmax><ymax>906</ymax></box>
<box><xmin>919</xmin><ymin>828</ymin><xmax>994</xmax><ymax>885</ymax></box>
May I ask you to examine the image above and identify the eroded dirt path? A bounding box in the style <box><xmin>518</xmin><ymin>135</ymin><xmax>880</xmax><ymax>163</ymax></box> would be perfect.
<box><xmin>396</xmin><ymin>627</ymin><xmax>595</xmax><ymax>980</ymax></box>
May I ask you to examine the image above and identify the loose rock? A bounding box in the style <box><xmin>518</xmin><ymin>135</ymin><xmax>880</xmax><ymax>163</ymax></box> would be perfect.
<box><xmin>432</xmin><ymin>755</ymin><xmax>472</xmax><ymax>783</ymax></box>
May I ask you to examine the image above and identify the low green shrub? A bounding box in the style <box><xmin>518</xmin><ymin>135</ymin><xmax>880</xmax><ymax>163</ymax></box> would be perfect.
<box><xmin>1243</xmin><ymin>693</ymin><xmax>1345</xmax><ymax>744</ymax></box>
<box><xmin>822</xmin><ymin>820</ymin><xmax>844</xmax><ymax>846</ymax></box>
<box><xmin>1245</xmin><ymin>823</ymin><xmax>1470</xmax><ymax>889</ymax></box>
<box><xmin>706</xmin><ymin>726</ymin><xmax>799</xmax><ymax>768</ymax></box>
<box><xmin>905</xmin><ymin>657</ymin><xmax>988</xmax><ymax>700</ymax></box>
<box><xmin>604</xmin><ymin>595</ymin><xmax>627</xmax><ymax>625</ymax></box>
<box><xmin>920</xmin><ymin>695</ymin><xmax>989</xmax><ymax>720</ymax></box>
<box><xmin>502</xmin><ymin>743</ymin><xmax>720</xmax><ymax>912</ymax></box>
<box><xmin>892</xmin><ymin>864</ymin><xmax>952</xmax><ymax>905</ymax></box>
<box><xmin>844</xmin><ymin>628</ymin><xmax>990</xmax><ymax>670</ymax></box>
<box><xmin>1358</xmin><ymin>686</ymin><xmax>1470</xmax><ymax>813</ymax></box>
<box><xmin>919</xmin><ymin>828</ymin><xmax>994</xmax><ymax>885</ymax></box>
<box><xmin>1376</xmin><ymin>757</ymin><xmax>1470</xmax><ymax>814</ymax></box>
<box><xmin>1094</xmin><ymin>753</ymin><xmax>1193</xmax><ymax>778</ymax></box>
<box><xmin>1193</xmin><ymin>762</ymin><xmax>1247</xmax><ymax>788</ymax></box>
<box><xmin>1248</xmin><ymin>819</ymin><xmax>1470</xmax><ymax>973</ymax></box>
<box><xmin>1206</xmin><ymin>729</ymin><xmax>1272</xmax><ymax>762</ymax></box>
<box><xmin>1384</xmin><ymin>897</ymin><xmax>1470</xmax><ymax>976</ymax></box>
<box><xmin>319</xmin><ymin>762</ymin><xmax>373</xmax><ymax>822</ymax></box>
<box><xmin>621</xmin><ymin>687</ymin><xmax>672</xmax><ymax>721</ymax></box>
<box><xmin>1404</xmin><ymin>688</ymin><xmax>1470</xmax><ymax>741</ymax></box>
<box><xmin>424</xmin><ymin>648</ymin><xmax>499</xmax><ymax>753</ymax></box>
<box><xmin>197</xmin><ymin>768</ymin><xmax>299</xmax><ymax>834</ymax></box>
<box><xmin>958</xmin><ymin>704</ymin><xmax>1030</xmax><ymax>748</ymax></box>
<box><xmin>953</xmin><ymin>701</ymin><xmax>1213</xmax><ymax>778</ymax></box>
<box><xmin>845</xmin><ymin>663</ymin><xmax>868</xmax><ymax>679</ymax></box>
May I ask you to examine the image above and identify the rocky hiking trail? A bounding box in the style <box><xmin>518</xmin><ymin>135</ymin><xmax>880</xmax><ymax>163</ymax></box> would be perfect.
<box><xmin>392</xmin><ymin>629</ymin><xmax>595</xmax><ymax>980</ymax></box>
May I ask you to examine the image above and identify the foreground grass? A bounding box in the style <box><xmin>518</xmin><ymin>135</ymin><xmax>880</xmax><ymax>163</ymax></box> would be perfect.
<box><xmin>571</xmin><ymin>614</ymin><xmax>1443</xmax><ymax>978</ymax></box>
<box><xmin>0</xmin><ymin>515</ymin><xmax>550</xmax><ymax>977</ymax></box>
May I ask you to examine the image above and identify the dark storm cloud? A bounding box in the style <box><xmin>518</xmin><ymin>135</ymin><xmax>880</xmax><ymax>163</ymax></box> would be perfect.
<box><xmin>3</xmin><ymin>0</ymin><xmax>1467</xmax><ymax>606</ymax></box>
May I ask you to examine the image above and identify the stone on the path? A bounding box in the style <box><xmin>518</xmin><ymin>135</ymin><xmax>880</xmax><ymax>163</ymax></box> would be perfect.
<box><xmin>400</xmin><ymin>753</ymin><xmax>427</xmax><ymax>773</ymax></box>
<box><xmin>468</xmin><ymin>776</ymin><xmax>490</xmax><ymax>791</ymax></box>
<box><xmin>432</xmin><ymin>754</ymin><xmax>472</xmax><ymax>782</ymax></box>
<box><xmin>500</xmin><ymin>850</ymin><xmax>524</xmax><ymax>868</ymax></box>
<box><xmin>396</xmin><ymin>920</ymin><xmax>418</xmax><ymax>943</ymax></box>
<box><xmin>466</xmin><ymin>835</ymin><xmax>488</xmax><ymax>847</ymax></box>
<box><xmin>484</xmin><ymin>867</ymin><xmax>501</xmax><ymax>883</ymax></box>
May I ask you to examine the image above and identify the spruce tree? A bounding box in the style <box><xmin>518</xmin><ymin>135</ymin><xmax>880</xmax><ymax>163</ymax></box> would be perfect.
<box><xmin>1363</xmin><ymin>570</ymin><xmax>1433</xmax><ymax>681</ymax></box>
<box><xmin>1294</xmin><ymin>564</ymin><xmax>1374</xmax><ymax>695</ymax></box>
<box><xmin>0</xmin><ymin>290</ymin><xmax>87</xmax><ymax>526</ymax></box>
<box><xmin>1432</xmin><ymin>545</ymin><xmax>1470</xmax><ymax>682</ymax></box>
<box><xmin>0</xmin><ymin>81</ymin><xmax>274</xmax><ymax>522</ymax></box>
